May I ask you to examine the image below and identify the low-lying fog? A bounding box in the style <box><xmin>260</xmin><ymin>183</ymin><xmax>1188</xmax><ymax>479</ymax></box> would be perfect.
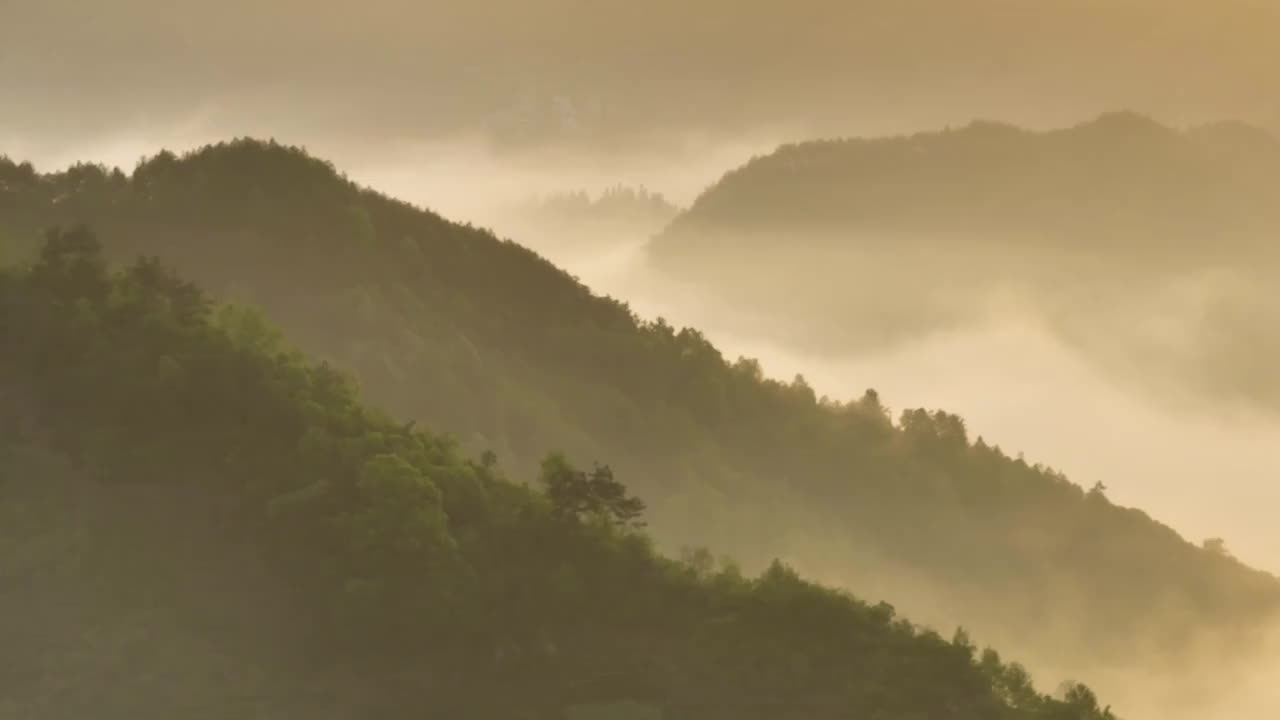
<box><xmin>534</xmin><ymin>237</ymin><xmax>1280</xmax><ymax>570</ymax></box>
<box><xmin>476</xmin><ymin>177</ymin><xmax>1280</xmax><ymax>720</ymax></box>
<box><xmin>353</xmin><ymin>143</ymin><xmax>1280</xmax><ymax>578</ymax></box>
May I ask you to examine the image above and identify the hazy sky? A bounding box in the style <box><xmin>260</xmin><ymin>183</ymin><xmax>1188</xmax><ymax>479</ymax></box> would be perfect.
<box><xmin>4</xmin><ymin>0</ymin><xmax>1280</xmax><ymax>160</ymax></box>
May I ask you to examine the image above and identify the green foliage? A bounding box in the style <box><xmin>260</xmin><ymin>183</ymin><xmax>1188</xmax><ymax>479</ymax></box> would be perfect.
<box><xmin>350</xmin><ymin>454</ymin><xmax>449</xmax><ymax>551</ymax></box>
<box><xmin>215</xmin><ymin>303</ymin><xmax>287</xmax><ymax>355</ymax></box>
<box><xmin>0</xmin><ymin>230</ymin><xmax>1116</xmax><ymax>719</ymax></box>
<box><xmin>540</xmin><ymin>453</ymin><xmax>647</xmax><ymax>528</ymax></box>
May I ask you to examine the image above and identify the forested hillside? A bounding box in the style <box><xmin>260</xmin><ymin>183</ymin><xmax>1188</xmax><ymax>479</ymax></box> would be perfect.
<box><xmin>654</xmin><ymin>113</ymin><xmax>1280</xmax><ymax>254</ymax></box>
<box><xmin>2</xmin><ymin>141</ymin><xmax>1276</xmax><ymax>684</ymax></box>
<box><xmin>0</xmin><ymin>230</ymin><xmax>1114</xmax><ymax>719</ymax></box>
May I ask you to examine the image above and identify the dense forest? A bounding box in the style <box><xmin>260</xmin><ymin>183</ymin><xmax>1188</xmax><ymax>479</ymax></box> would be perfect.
<box><xmin>0</xmin><ymin>229</ymin><xmax>1116</xmax><ymax>719</ymax></box>
<box><xmin>654</xmin><ymin>113</ymin><xmax>1280</xmax><ymax>254</ymax></box>
<box><xmin>1</xmin><ymin>140</ymin><xmax>1277</xmax><ymax>689</ymax></box>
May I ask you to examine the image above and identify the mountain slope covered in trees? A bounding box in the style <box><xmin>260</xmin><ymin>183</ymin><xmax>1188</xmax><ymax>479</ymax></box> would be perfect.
<box><xmin>0</xmin><ymin>230</ymin><xmax>1114</xmax><ymax>719</ymax></box>
<box><xmin>1</xmin><ymin>141</ymin><xmax>1277</xmax><ymax>696</ymax></box>
<box><xmin>654</xmin><ymin>113</ymin><xmax>1280</xmax><ymax>253</ymax></box>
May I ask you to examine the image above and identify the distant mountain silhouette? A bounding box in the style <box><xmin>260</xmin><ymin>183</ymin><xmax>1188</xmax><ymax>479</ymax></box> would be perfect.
<box><xmin>655</xmin><ymin>113</ymin><xmax>1280</xmax><ymax>254</ymax></box>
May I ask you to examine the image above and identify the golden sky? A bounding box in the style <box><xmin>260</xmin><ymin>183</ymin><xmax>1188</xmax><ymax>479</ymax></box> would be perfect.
<box><xmin>3</xmin><ymin>0</ymin><xmax>1278</xmax><ymax>153</ymax></box>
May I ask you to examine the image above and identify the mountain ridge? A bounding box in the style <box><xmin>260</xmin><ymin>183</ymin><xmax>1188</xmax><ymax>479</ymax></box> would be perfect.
<box><xmin>654</xmin><ymin>112</ymin><xmax>1280</xmax><ymax>255</ymax></box>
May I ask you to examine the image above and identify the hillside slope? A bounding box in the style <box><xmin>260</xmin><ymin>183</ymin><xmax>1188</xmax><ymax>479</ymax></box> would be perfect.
<box><xmin>655</xmin><ymin>113</ymin><xmax>1280</xmax><ymax>254</ymax></box>
<box><xmin>0</xmin><ymin>230</ymin><xmax>1113</xmax><ymax>719</ymax></box>
<box><xmin>2</xmin><ymin>141</ymin><xmax>1277</xmax><ymax>692</ymax></box>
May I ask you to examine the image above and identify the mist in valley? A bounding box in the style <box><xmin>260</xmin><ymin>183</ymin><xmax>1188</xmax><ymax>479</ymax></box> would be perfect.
<box><xmin>320</xmin><ymin>144</ymin><xmax>1280</xmax><ymax>577</ymax></box>
<box><xmin>7</xmin><ymin>2</ymin><xmax>1280</xmax><ymax>718</ymax></box>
